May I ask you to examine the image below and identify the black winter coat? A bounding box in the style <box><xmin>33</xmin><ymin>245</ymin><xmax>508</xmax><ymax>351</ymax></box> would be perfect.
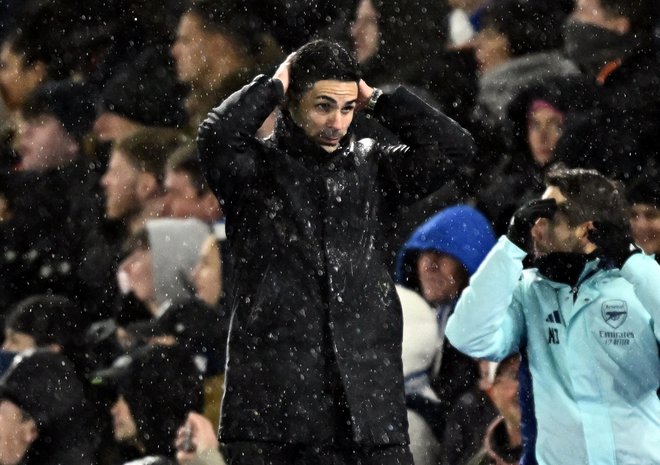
<box><xmin>198</xmin><ymin>75</ymin><xmax>475</xmax><ymax>445</ymax></box>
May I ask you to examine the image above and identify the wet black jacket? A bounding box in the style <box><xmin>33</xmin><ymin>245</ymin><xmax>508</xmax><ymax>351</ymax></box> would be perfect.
<box><xmin>198</xmin><ymin>75</ymin><xmax>475</xmax><ymax>445</ymax></box>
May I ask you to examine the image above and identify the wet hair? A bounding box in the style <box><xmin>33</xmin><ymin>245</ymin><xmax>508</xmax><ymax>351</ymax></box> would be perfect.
<box><xmin>287</xmin><ymin>40</ymin><xmax>361</xmax><ymax>103</ymax></box>
<box><xmin>115</xmin><ymin>128</ymin><xmax>189</xmax><ymax>186</ymax></box>
<box><xmin>626</xmin><ymin>178</ymin><xmax>660</xmax><ymax>208</ymax></box>
<box><xmin>6</xmin><ymin>295</ymin><xmax>80</xmax><ymax>349</ymax></box>
<box><xmin>544</xmin><ymin>165</ymin><xmax>628</xmax><ymax>227</ymax></box>
<box><xmin>600</xmin><ymin>0</ymin><xmax>657</xmax><ymax>34</ymax></box>
<box><xmin>166</xmin><ymin>141</ymin><xmax>209</xmax><ymax>194</ymax></box>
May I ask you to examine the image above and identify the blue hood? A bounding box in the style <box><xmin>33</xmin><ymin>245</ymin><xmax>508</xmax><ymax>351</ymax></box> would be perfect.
<box><xmin>395</xmin><ymin>205</ymin><xmax>496</xmax><ymax>285</ymax></box>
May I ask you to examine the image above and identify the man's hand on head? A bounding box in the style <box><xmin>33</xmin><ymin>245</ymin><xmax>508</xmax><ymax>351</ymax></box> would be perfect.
<box><xmin>507</xmin><ymin>198</ymin><xmax>558</xmax><ymax>252</ymax></box>
<box><xmin>356</xmin><ymin>79</ymin><xmax>375</xmax><ymax>111</ymax></box>
<box><xmin>273</xmin><ymin>53</ymin><xmax>296</xmax><ymax>93</ymax></box>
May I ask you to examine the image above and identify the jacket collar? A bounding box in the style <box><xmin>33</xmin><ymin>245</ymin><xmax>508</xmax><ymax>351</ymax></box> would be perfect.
<box><xmin>533</xmin><ymin>251</ymin><xmax>601</xmax><ymax>287</ymax></box>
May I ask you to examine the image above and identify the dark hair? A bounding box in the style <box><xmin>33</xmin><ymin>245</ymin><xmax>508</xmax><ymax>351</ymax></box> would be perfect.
<box><xmin>187</xmin><ymin>0</ymin><xmax>268</xmax><ymax>58</ymax></box>
<box><xmin>166</xmin><ymin>141</ymin><xmax>208</xmax><ymax>194</ymax></box>
<box><xmin>600</xmin><ymin>0</ymin><xmax>657</xmax><ymax>34</ymax></box>
<box><xmin>121</xmin><ymin>227</ymin><xmax>151</xmax><ymax>258</ymax></box>
<box><xmin>6</xmin><ymin>295</ymin><xmax>81</xmax><ymax>349</ymax></box>
<box><xmin>544</xmin><ymin>165</ymin><xmax>628</xmax><ymax>227</ymax></box>
<box><xmin>626</xmin><ymin>178</ymin><xmax>660</xmax><ymax>207</ymax></box>
<box><xmin>288</xmin><ymin>40</ymin><xmax>361</xmax><ymax>102</ymax></box>
<box><xmin>116</xmin><ymin>128</ymin><xmax>189</xmax><ymax>186</ymax></box>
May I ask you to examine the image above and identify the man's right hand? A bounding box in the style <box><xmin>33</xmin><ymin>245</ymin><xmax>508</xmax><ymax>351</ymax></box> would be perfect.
<box><xmin>507</xmin><ymin>198</ymin><xmax>557</xmax><ymax>252</ymax></box>
<box><xmin>272</xmin><ymin>53</ymin><xmax>296</xmax><ymax>93</ymax></box>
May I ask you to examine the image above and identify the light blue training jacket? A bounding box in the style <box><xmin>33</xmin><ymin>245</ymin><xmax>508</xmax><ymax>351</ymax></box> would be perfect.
<box><xmin>446</xmin><ymin>236</ymin><xmax>660</xmax><ymax>465</ymax></box>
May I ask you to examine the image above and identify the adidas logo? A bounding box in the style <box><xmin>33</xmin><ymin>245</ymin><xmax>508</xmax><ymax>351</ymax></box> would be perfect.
<box><xmin>545</xmin><ymin>310</ymin><xmax>562</xmax><ymax>324</ymax></box>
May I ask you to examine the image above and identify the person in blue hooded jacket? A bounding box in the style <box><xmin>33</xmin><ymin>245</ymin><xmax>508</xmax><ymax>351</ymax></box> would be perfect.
<box><xmin>446</xmin><ymin>166</ymin><xmax>660</xmax><ymax>465</ymax></box>
<box><xmin>395</xmin><ymin>205</ymin><xmax>496</xmax><ymax>439</ymax></box>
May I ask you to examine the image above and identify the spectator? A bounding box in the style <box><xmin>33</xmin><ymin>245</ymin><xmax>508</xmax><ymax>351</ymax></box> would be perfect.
<box><xmin>395</xmin><ymin>205</ymin><xmax>496</xmax><ymax>437</ymax></box>
<box><xmin>0</xmin><ymin>31</ymin><xmax>47</xmax><ymax>114</ymax></box>
<box><xmin>0</xmin><ymin>350</ymin><xmax>97</xmax><ymax>465</ymax></box>
<box><xmin>447</xmin><ymin>167</ymin><xmax>660</xmax><ymax>464</ymax></box>
<box><xmin>94</xmin><ymin>47</ymin><xmax>187</xmax><ymax>143</ymax></box>
<box><xmin>91</xmin><ymin>345</ymin><xmax>203</xmax><ymax>464</ymax></box>
<box><xmin>171</xmin><ymin>0</ymin><xmax>280</xmax><ymax>133</ymax></box>
<box><xmin>627</xmin><ymin>179</ymin><xmax>660</xmax><ymax>259</ymax></box>
<box><xmin>0</xmin><ymin>80</ymin><xmax>102</xmax><ymax>318</ymax></box>
<box><xmin>175</xmin><ymin>412</ymin><xmax>226</xmax><ymax>465</ymax></box>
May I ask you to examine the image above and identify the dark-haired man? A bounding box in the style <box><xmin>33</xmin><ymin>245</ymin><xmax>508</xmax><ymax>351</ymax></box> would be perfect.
<box><xmin>198</xmin><ymin>39</ymin><xmax>475</xmax><ymax>463</ymax></box>
<box><xmin>446</xmin><ymin>167</ymin><xmax>660</xmax><ymax>465</ymax></box>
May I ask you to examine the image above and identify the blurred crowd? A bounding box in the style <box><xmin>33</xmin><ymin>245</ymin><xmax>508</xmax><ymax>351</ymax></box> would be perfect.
<box><xmin>0</xmin><ymin>0</ymin><xmax>658</xmax><ymax>464</ymax></box>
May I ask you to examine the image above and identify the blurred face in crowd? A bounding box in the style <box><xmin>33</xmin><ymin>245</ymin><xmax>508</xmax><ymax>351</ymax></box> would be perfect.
<box><xmin>16</xmin><ymin>114</ymin><xmax>78</xmax><ymax>172</ymax></box>
<box><xmin>473</xmin><ymin>27</ymin><xmax>511</xmax><ymax>73</ymax></box>
<box><xmin>570</xmin><ymin>0</ymin><xmax>629</xmax><ymax>34</ymax></box>
<box><xmin>532</xmin><ymin>186</ymin><xmax>593</xmax><ymax>256</ymax></box>
<box><xmin>93</xmin><ymin>112</ymin><xmax>143</xmax><ymax>143</ymax></box>
<box><xmin>630</xmin><ymin>203</ymin><xmax>660</xmax><ymax>254</ymax></box>
<box><xmin>118</xmin><ymin>247</ymin><xmax>155</xmax><ymax>307</ymax></box>
<box><xmin>1</xmin><ymin>330</ymin><xmax>35</xmax><ymax>353</ymax></box>
<box><xmin>417</xmin><ymin>251</ymin><xmax>468</xmax><ymax>306</ymax></box>
<box><xmin>448</xmin><ymin>0</ymin><xmax>488</xmax><ymax>11</ymax></box>
<box><xmin>0</xmin><ymin>42</ymin><xmax>45</xmax><ymax>112</ymax></box>
<box><xmin>527</xmin><ymin>105</ymin><xmax>565</xmax><ymax>166</ymax></box>
<box><xmin>101</xmin><ymin>149</ymin><xmax>141</xmax><ymax>220</ymax></box>
<box><xmin>350</xmin><ymin>0</ymin><xmax>380</xmax><ymax>64</ymax></box>
<box><xmin>289</xmin><ymin>80</ymin><xmax>358</xmax><ymax>153</ymax></box>
<box><xmin>0</xmin><ymin>400</ymin><xmax>37</xmax><ymax>465</ymax></box>
<box><xmin>192</xmin><ymin>236</ymin><xmax>222</xmax><ymax>306</ymax></box>
<box><xmin>171</xmin><ymin>12</ymin><xmax>214</xmax><ymax>86</ymax></box>
<box><xmin>164</xmin><ymin>169</ymin><xmax>220</xmax><ymax>222</ymax></box>
<box><xmin>110</xmin><ymin>396</ymin><xmax>138</xmax><ymax>444</ymax></box>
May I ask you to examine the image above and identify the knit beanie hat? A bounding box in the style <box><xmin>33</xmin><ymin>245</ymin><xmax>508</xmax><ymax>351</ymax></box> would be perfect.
<box><xmin>99</xmin><ymin>47</ymin><xmax>187</xmax><ymax>128</ymax></box>
<box><xmin>21</xmin><ymin>79</ymin><xmax>96</xmax><ymax>142</ymax></box>
<box><xmin>0</xmin><ymin>350</ymin><xmax>87</xmax><ymax>432</ymax></box>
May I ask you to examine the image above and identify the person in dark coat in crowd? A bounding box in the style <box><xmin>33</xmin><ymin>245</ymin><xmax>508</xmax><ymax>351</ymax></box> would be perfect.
<box><xmin>91</xmin><ymin>344</ymin><xmax>203</xmax><ymax>464</ymax></box>
<box><xmin>0</xmin><ymin>79</ymin><xmax>103</xmax><ymax>323</ymax></box>
<box><xmin>557</xmin><ymin>0</ymin><xmax>660</xmax><ymax>181</ymax></box>
<box><xmin>477</xmin><ymin>77</ymin><xmax>595</xmax><ymax>234</ymax></box>
<box><xmin>0</xmin><ymin>350</ymin><xmax>97</xmax><ymax>465</ymax></box>
<box><xmin>197</xmin><ymin>39</ymin><xmax>475</xmax><ymax>464</ymax></box>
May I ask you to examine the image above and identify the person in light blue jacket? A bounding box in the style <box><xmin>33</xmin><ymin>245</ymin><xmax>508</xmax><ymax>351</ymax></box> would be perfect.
<box><xmin>446</xmin><ymin>166</ymin><xmax>660</xmax><ymax>465</ymax></box>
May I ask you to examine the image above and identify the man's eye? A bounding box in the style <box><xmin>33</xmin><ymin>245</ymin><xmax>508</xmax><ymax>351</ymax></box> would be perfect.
<box><xmin>316</xmin><ymin>103</ymin><xmax>331</xmax><ymax>112</ymax></box>
<box><xmin>341</xmin><ymin>106</ymin><xmax>355</xmax><ymax>114</ymax></box>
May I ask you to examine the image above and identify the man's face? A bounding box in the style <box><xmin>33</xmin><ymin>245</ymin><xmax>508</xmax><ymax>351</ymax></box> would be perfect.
<box><xmin>0</xmin><ymin>43</ymin><xmax>43</xmax><ymax>111</ymax></box>
<box><xmin>118</xmin><ymin>247</ymin><xmax>155</xmax><ymax>306</ymax></box>
<box><xmin>473</xmin><ymin>27</ymin><xmax>510</xmax><ymax>73</ymax></box>
<box><xmin>350</xmin><ymin>0</ymin><xmax>380</xmax><ymax>64</ymax></box>
<box><xmin>0</xmin><ymin>400</ymin><xmax>37</xmax><ymax>465</ymax></box>
<box><xmin>93</xmin><ymin>112</ymin><xmax>143</xmax><ymax>143</ymax></box>
<box><xmin>101</xmin><ymin>149</ymin><xmax>140</xmax><ymax>220</ymax></box>
<box><xmin>417</xmin><ymin>251</ymin><xmax>467</xmax><ymax>306</ymax></box>
<box><xmin>531</xmin><ymin>186</ymin><xmax>585</xmax><ymax>255</ymax></box>
<box><xmin>1</xmin><ymin>330</ymin><xmax>36</xmax><ymax>353</ymax></box>
<box><xmin>630</xmin><ymin>203</ymin><xmax>660</xmax><ymax>255</ymax></box>
<box><xmin>164</xmin><ymin>170</ymin><xmax>205</xmax><ymax>219</ymax></box>
<box><xmin>110</xmin><ymin>395</ymin><xmax>138</xmax><ymax>443</ymax></box>
<box><xmin>290</xmin><ymin>80</ymin><xmax>358</xmax><ymax>153</ymax></box>
<box><xmin>171</xmin><ymin>12</ymin><xmax>210</xmax><ymax>85</ymax></box>
<box><xmin>571</xmin><ymin>0</ymin><xmax>627</xmax><ymax>33</ymax></box>
<box><xmin>16</xmin><ymin>114</ymin><xmax>77</xmax><ymax>172</ymax></box>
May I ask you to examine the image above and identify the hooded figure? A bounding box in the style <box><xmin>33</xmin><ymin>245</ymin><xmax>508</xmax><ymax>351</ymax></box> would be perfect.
<box><xmin>0</xmin><ymin>350</ymin><xmax>97</xmax><ymax>465</ymax></box>
<box><xmin>145</xmin><ymin>218</ymin><xmax>210</xmax><ymax>309</ymax></box>
<box><xmin>395</xmin><ymin>205</ymin><xmax>496</xmax><ymax>438</ymax></box>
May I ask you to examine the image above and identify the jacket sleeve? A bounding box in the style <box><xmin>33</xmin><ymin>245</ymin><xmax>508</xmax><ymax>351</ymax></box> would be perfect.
<box><xmin>620</xmin><ymin>253</ymin><xmax>660</xmax><ymax>342</ymax></box>
<box><xmin>197</xmin><ymin>75</ymin><xmax>284</xmax><ymax>209</ymax></box>
<box><xmin>445</xmin><ymin>236</ymin><xmax>527</xmax><ymax>361</ymax></box>
<box><xmin>371</xmin><ymin>86</ymin><xmax>476</xmax><ymax>205</ymax></box>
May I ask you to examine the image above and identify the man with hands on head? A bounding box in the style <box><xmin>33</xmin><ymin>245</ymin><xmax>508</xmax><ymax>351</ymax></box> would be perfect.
<box><xmin>198</xmin><ymin>39</ymin><xmax>475</xmax><ymax>464</ymax></box>
<box><xmin>446</xmin><ymin>166</ymin><xmax>660</xmax><ymax>465</ymax></box>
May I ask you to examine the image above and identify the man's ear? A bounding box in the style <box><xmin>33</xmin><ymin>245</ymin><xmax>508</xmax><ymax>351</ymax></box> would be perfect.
<box><xmin>578</xmin><ymin>220</ymin><xmax>596</xmax><ymax>246</ymax></box>
<box><xmin>22</xmin><ymin>417</ymin><xmax>38</xmax><ymax>445</ymax></box>
<box><xmin>610</xmin><ymin>16</ymin><xmax>630</xmax><ymax>35</ymax></box>
<box><xmin>136</xmin><ymin>173</ymin><xmax>159</xmax><ymax>201</ymax></box>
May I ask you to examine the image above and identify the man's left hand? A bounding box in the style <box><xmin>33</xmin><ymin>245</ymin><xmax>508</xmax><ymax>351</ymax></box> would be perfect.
<box><xmin>356</xmin><ymin>80</ymin><xmax>374</xmax><ymax>111</ymax></box>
